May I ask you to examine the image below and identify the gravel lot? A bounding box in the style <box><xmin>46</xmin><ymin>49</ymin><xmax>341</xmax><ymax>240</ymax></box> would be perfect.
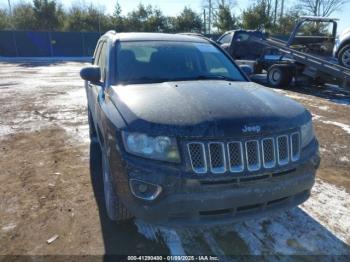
<box><xmin>0</xmin><ymin>60</ymin><xmax>349</xmax><ymax>258</ymax></box>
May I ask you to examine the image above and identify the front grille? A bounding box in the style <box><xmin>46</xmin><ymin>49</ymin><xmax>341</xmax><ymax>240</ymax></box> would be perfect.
<box><xmin>187</xmin><ymin>132</ymin><xmax>300</xmax><ymax>174</ymax></box>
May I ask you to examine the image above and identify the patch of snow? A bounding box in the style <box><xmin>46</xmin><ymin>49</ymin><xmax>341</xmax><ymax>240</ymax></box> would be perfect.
<box><xmin>301</xmin><ymin>179</ymin><xmax>350</xmax><ymax>245</ymax></box>
<box><xmin>317</xmin><ymin>105</ymin><xmax>330</xmax><ymax>111</ymax></box>
<box><xmin>319</xmin><ymin>147</ymin><xmax>329</xmax><ymax>153</ymax></box>
<box><xmin>340</xmin><ymin>156</ymin><xmax>350</xmax><ymax>162</ymax></box>
<box><xmin>312</xmin><ymin>113</ymin><xmax>350</xmax><ymax>135</ymax></box>
<box><xmin>319</xmin><ymin>120</ymin><xmax>350</xmax><ymax>134</ymax></box>
<box><xmin>330</xmin><ymin>99</ymin><xmax>350</xmax><ymax>106</ymax></box>
<box><xmin>312</xmin><ymin>113</ymin><xmax>323</xmax><ymax>120</ymax></box>
<box><xmin>285</xmin><ymin>94</ymin><xmax>315</xmax><ymax>102</ymax></box>
<box><xmin>135</xmin><ymin>220</ymin><xmax>186</xmax><ymax>256</ymax></box>
<box><xmin>0</xmin><ymin>125</ymin><xmax>14</xmax><ymax>138</ymax></box>
<box><xmin>1</xmin><ymin>223</ymin><xmax>16</xmax><ymax>232</ymax></box>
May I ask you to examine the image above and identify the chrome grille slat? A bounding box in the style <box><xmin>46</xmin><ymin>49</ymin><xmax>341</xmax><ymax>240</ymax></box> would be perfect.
<box><xmin>277</xmin><ymin>135</ymin><xmax>289</xmax><ymax>166</ymax></box>
<box><xmin>227</xmin><ymin>142</ymin><xmax>244</xmax><ymax>172</ymax></box>
<box><xmin>188</xmin><ymin>142</ymin><xmax>207</xmax><ymax>174</ymax></box>
<box><xmin>187</xmin><ymin>132</ymin><xmax>300</xmax><ymax>174</ymax></box>
<box><xmin>245</xmin><ymin>140</ymin><xmax>261</xmax><ymax>171</ymax></box>
<box><xmin>208</xmin><ymin>142</ymin><xmax>226</xmax><ymax>174</ymax></box>
<box><xmin>291</xmin><ymin>132</ymin><xmax>301</xmax><ymax>162</ymax></box>
<box><xmin>262</xmin><ymin>138</ymin><xmax>276</xmax><ymax>168</ymax></box>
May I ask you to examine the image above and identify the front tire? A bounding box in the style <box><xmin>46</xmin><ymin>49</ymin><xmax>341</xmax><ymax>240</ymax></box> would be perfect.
<box><xmin>267</xmin><ymin>64</ymin><xmax>293</xmax><ymax>88</ymax></box>
<box><xmin>102</xmin><ymin>150</ymin><xmax>133</xmax><ymax>222</ymax></box>
<box><xmin>338</xmin><ymin>44</ymin><xmax>350</xmax><ymax>69</ymax></box>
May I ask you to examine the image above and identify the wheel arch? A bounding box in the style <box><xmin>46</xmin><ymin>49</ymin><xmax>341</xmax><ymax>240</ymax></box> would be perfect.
<box><xmin>336</xmin><ymin>39</ymin><xmax>350</xmax><ymax>57</ymax></box>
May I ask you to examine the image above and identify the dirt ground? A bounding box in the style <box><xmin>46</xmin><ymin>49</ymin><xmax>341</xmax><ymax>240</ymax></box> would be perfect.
<box><xmin>0</xmin><ymin>60</ymin><xmax>349</xmax><ymax>258</ymax></box>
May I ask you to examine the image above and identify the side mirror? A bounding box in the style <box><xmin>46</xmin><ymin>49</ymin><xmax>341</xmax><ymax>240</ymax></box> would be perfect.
<box><xmin>80</xmin><ymin>66</ymin><xmax>101</xmax><ymax>84</ymax></box>
<box><xmin>239</xmin><ymin>64</ymin><xmax>253</xmax><ymax>76</ymax></box>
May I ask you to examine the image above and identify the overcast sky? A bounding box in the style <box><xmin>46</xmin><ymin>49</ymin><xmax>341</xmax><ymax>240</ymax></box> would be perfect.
<box><xmin>1</xmin><ymin>0</ymin><xmax>349</xmax><ymax>33</ymax></box>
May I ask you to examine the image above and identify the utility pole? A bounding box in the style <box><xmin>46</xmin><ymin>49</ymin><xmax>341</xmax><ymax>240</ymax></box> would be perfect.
<box><xmin>208</xmin><ymin>0</ymin><xmax>212</xmax><ymax>34</ymax></box>
<box><xmin>7</xmin><ymin>0</ymin><xmax>14</xmax><ymax>28</ymax></box>
<box><xmin>274</xmin><ymin>0</ymin><xmax>278</xmax><ymax>25</ymax></box>
<box><xmin>7</xmin><ymin>0</ymin><xmax>12</xmax><ymax>16</ymax></box>
<box><xmin>203</xmin><ymin>9</ymin><xmax>207</xmax><ymax>34</ymax></box>
<box><xmin>280</xmin><ymin>0</ymin><xmax>285</xmax><ymax>21</ymax></box>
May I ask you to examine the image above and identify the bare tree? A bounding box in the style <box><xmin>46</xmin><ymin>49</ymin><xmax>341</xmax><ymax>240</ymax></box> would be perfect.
<box><xmin>298</xmin><ymin>0</ymin><xmax>349</xmax><ymax>17</ymax></box>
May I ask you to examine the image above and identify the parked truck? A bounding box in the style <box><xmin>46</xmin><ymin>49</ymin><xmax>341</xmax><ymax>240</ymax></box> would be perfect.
<box><xmin>217</xmin><ymin>16</ymin><xmax>350</xmax><ymax>89</ymax></box>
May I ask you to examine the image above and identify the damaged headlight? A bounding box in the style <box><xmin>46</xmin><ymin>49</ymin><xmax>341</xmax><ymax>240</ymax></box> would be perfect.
<box><xmin>301</xmin><ymin>120</ymin><xmax>315</xmax><ymax>148</ymax></box>
<box><xmin>122</xmin><ymin>132</ymin><xmax>180</xmax><ymax>163</ymax></box>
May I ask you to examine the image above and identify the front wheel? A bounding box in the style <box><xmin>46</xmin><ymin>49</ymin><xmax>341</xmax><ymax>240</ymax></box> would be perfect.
<box><xmin>267</xmin><ymin>65</ymin><xmax>293</xmax><ymax>88</ymax></box>
<box><xmin>338</xmin><ymin>44</ymin><xmax>350</xmax><ymax>69</ymax></box>
<box><xmin>102</xmin><ymin>150</ymin><xmax>133</xmax><ymax>222</ymax></box>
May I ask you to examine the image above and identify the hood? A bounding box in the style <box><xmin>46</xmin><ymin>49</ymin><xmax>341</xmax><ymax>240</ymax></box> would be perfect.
<box><xmin>108</xmin><ymin>81</ymin><xmax>310</xmax><ymax>137</ymax></box>
<box><xmin>340</xmin><ymin>28</ymin><xmax>350</xmax><ymax>38</ymax></box>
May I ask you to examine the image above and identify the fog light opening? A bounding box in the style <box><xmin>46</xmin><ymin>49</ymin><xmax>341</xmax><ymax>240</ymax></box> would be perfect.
<box><xmin>129</xmin><ymin>179</ymin><xmax>162</xmax><ymax>201</ymax></box>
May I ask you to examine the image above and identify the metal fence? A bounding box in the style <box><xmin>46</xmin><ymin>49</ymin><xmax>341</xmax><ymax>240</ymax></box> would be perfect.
<box><xmin>0</xmin><ymin>31</ymin><xmax>100</xmax><ymax>57</ymax></box>
<box><xmin>0</xmin><ymin>31</ymin><xmax>231</xmax><ymax>57</ymax></box>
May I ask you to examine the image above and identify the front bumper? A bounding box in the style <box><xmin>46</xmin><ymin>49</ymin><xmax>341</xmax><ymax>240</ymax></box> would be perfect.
<box><xmin>109</xmin><ymin>146</ymin><xmax>319</xmax><ymax>226</ymax></box>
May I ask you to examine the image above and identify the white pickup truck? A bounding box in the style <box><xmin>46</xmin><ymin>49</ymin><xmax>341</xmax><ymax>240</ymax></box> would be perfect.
<box><xmin>334</xmin><ymin>27</ymin><xmax>350</xmax><ymax>68</ymax></box>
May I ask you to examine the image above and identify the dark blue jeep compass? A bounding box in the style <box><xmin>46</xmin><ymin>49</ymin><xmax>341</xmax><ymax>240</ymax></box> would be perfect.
<box><xmin>80</xmin><ymin>31</ymin><xmax>320</xmax><ymax>226</ymax></box>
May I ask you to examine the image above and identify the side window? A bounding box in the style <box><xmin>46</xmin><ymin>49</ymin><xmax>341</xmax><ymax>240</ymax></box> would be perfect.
<box><xmin>98</xmin><ymin>42</ymin><xmax>108</xmax><ymax>82</ymax></box>
<box><xmin>218</xmin><ymin>33</ymin><xmax>233</xmax><ymax>44</ymax></box>
<box><xmin>234</xmin><ymin>33</ymin><xmax>250</xmax><ymax>42</ymax></box>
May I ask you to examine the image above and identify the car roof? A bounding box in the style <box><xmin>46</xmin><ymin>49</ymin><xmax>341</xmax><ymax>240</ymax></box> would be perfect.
<box><xmin>105</xmin><ymin>32</ymin><xmax>209</xmax><ymax>43</ymax></box>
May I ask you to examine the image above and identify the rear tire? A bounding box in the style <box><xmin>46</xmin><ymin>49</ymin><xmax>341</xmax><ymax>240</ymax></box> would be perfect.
<box><xmin>338</xmin><ymin>44</ymin><xmax>350</xmax><ymax>69</ymax></box>
<box><xmin>267</xmin><ymin>64</ymin><xmax>293</xmax><ymax>88</ymax></box>
<box><xmin>102</xmin><ymin>150</ymin><xmax>133</xmax><ymax>222</ymax></box>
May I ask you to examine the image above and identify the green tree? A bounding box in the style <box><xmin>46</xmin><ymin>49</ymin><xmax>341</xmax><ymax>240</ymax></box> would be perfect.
<box><xmin>124</xmin><ymin>4</ymin><xmax>168</xmax><ymax>32</ymax></box>
<box><xmin>124</xmin><ymin>4</ymin><xmax>151</xmax><ymax>31</ymax></box>
<box><xmin>112</xmin><ymin>2</ymin><xmax>125</xmax><ymax>32</ymax></box>
<box><xmin>171</xmin><ymin>7</ymin><xmax>202</xmax><ymax>33</ymax></box>
<box><xmin>84</xmin><ymin>5</ymin><xmax>112</xmax><ymax>32</ymax></box>
<box><xmin>12</xmin><ymin>3</ymin><xmax>37</xmax><ymax>30</ymax></box>
<box><xmin>63</xmin><ymin>6</ymin><xmax>88</xmax><ymax>31</ymax></box>
<box><xmin>214</xmin><ymin>3</ymin><xmax>238</xmax><ymax>33</ymax></box>
<box><xmin>0</xmin><ymin>9</ymin><xmax>10</xmax><ymax>30</ymax></box>
<box><xmin>64</xmin><ymin>4</ymin><xmax>112</xmax><ymax>32</ymax></box>
<box><xmin>272</xmin><ymin>9</ymin><xmax>301</xmax><ymax>35</ymax></box>
<box><xmin>144</xmin><ymin>8</ymin><xmax>168</xmax><ymax>32</ymax></box>
<box><xmin>32</xmin><ymin>0</ymin><xmax>64</xmax><ymax>30</ymax></box>
<box><xmin>241</xmin><ymin>0</ymin><xmax>273</xmax><ymax>30</ymax></box>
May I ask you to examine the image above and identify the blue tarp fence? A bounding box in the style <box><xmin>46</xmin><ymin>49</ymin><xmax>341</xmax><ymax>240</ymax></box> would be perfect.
<box><xmin>2</xmin><ymin>31</ymin><xmax>281</xmax><ymax>57</ymax></box>
<box><xmin>0</xmin><ymin>31</ymin><xmax>100</xmax><ymax>57</ymax></box>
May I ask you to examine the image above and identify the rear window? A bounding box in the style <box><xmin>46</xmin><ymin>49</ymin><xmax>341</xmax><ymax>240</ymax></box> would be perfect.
<box><xmin>115</xmin><ymin>41</ymin><xmax>245</xmax><ymax>84</ymax></box>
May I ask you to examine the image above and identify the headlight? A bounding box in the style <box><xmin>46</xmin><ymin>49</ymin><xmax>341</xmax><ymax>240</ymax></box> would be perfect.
<box><xmin>122</xmin><ymin>132</ymin><xmax>180</xmax><ymax>162</ymax></box>
<box><xmin>301</xmin><ymin>120</ymin><xmax>315</xmax><ymax>148</ymax></box>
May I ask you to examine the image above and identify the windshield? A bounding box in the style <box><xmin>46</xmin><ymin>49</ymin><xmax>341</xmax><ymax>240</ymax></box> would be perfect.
<box><xmin>115</xmin><ymin>41</ymin><xmax>246</xmax><ymax>84</ymax></box>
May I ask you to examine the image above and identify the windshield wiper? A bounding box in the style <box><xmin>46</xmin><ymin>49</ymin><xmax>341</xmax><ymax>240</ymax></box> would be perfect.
<box><xmin>193</xmin><ymin>75</ymin><xmax>239</xmax><ymax>81</ymax></box>
<box><xmin>120</xmin><ymin>75</ymin><xmax>239</xmax><ymax>84</ymax></box>
<box><xmin>120</xmin><ymin>77</ymin><xmax>171</xmax><ymax>84</ymax></box>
